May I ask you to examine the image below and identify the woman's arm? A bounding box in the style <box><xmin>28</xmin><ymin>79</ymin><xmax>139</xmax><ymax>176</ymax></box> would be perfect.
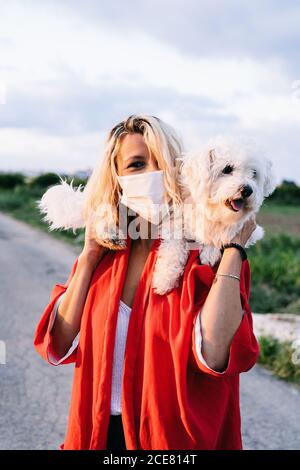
<box><xmin>50</xmin><ymin>211</ymin><xmax>109</xmax><ymax>358</ymax></box>
<box><xmin>50</xmin><ymin>255</ymin><xmax>97</xmax><ymax>358</ymax></box>
<box><xmin>199</xmin><ymin>249</ymin><xmax>244</xmax><ymax>371</ymax></box>
<box><xmin>199</xmin><ymin>217</ymin><xmax>257</xmax><ymax>372</ymax></box>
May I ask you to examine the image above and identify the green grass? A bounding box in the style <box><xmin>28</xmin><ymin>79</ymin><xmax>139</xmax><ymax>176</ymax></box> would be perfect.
<box><xmin>259</xmin><ymin>202</ymin><xmax>300</xmax><ymax>216</ymax></box>
<box><xmin>258</xmin><ymin>335</ymin><xmax>300</xmax><ymax>384</ymax></box>
<box><xmin>247</xmin><ymin>233</ymin><xmax>300</xmax><ymax>313</ymax></box>
<box><xmin>0</xmin><ymin>186</ymin><xmax>85</xmax><ymax>248</ymax></box>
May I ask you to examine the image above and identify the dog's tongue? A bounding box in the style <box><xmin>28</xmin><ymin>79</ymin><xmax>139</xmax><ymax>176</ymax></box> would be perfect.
<box><xmin>231</xmin><ymin>198</ymin><xmax>244</xmax><ymax>211</ymax></box>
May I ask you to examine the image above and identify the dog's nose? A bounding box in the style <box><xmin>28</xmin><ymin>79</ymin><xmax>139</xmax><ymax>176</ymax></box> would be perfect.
<box><xmin>241</xmin><ymin>185</ymin><xmax>253</xmax><ymax>198</ymax></box>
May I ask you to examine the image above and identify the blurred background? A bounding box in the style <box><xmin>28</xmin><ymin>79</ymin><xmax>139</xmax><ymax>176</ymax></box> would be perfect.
<box><xmin>0</xmin><ymin>0</ymin><xmax>299</xmax><ymax>450</ymax></box>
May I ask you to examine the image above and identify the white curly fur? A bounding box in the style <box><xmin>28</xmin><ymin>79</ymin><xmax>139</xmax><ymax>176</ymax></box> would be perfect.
<box><xmin>179</xmin><ymin>136</ymin><xmax>277</xmax><ymax>266</ymax></box>
<box><xmin>36</xmin><ymin>177</ymin><xmax>85</xmax><ymax>234</ymax></box>
<box><xmin>152</xmin><ymin>238</ymin><xmax>187</xmax><ymax>294</ymax></box>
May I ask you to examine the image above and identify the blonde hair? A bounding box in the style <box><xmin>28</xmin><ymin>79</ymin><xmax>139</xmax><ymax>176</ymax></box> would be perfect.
<box><xmin>82</xmin><ymin>114</ymin><xmax>184</xmax><ymax>248</ymax></box>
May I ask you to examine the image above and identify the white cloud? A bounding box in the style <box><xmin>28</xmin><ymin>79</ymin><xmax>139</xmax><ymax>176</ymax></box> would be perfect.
<box><xmin>0</xmin><ymin>2</ymin><xmax>294</xmax><ymax>103</ymax></box>
<box><xmin>0</xmin><ymin>1</ymin><xmax>299</xmax><ymax>183</ymax></box>
<box><xmin>0</xmin><ymin>128</ymin><xmax>106</xmax><ymax>174</ymax></box>
<box><xmin>0</xmin><ymin>79</ymin><xmax>6</xmax><ymax>104</ymax></box>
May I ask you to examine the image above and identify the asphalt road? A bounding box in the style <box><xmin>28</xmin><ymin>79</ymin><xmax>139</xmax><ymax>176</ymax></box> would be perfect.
<box><xmin>0</xmin><ymin>212</ymin><xmax>299</xmax><ymax>450</ymax></box>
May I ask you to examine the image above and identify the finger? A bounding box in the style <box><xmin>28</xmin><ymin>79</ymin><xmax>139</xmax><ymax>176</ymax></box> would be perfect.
<box><xmin>248</xmin><ymin>216</ymin><xmax>256</xmax><ymax>227</ymax></box>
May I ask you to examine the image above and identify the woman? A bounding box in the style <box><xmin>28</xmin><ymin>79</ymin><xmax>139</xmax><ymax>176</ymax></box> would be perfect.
<box><xmin>34</xmin><ymin>114</ymin><xmax>259</xmax><ymax>450</ymax></box>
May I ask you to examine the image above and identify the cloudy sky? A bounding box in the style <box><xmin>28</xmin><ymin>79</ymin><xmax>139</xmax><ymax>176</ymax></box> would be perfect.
<box><xmin>0</xmin><ymin>0</ymin><xmax>299</xmax><ymax>184</ymax></box>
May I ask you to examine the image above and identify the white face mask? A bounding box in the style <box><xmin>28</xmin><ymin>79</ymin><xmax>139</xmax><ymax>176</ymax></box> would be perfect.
<box><xmin>116</xmin><ymin>170</ymin><xmax>167</xmax><ymax>224</ymax></box>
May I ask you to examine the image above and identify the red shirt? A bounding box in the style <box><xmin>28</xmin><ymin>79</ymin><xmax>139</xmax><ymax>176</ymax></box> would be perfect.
<box><xmin>33</xmin><ymin>236</ymin><xmax>259</xmax><ymax>450</ymax></box>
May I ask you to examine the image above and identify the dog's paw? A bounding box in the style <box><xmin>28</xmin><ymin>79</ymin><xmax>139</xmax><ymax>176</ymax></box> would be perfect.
<box><xmin>245</xmin><ymin>224</ymin><xmax>264</xmax><ymax>247</ymax></box>
<box><xmin>199</xmin><ymin>245</ymin><xmax>221</xmax><ymax>266</ymax></box>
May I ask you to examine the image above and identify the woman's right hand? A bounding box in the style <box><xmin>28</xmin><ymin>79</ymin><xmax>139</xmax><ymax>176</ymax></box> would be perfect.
<box><xmin>79</xmin><ymin>211</ymin><xmax>109</xmax><ymax>270</ymax></box>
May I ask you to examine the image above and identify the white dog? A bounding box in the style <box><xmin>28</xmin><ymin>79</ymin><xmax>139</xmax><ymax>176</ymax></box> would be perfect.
<box><xmin>178</xmin><ymin>136</ymin><xmax>277</xmax><ymax>266</ymax></box>
<box><xmin>152</xmin><ymin>136</ymin><xmax>277</xmax><ymax>293</ymax></box>
<box><xmin>37</xmin><ymin>136</ymin><xmax>277</xmax><ymax>295</ymax></box>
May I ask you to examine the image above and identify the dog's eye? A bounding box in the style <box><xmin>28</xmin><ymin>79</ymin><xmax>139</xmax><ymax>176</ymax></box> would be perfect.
<box><xmin>222</xmin><ymin>165</ymin><xmax>234</xmax><ymax>175</ymax></box>
<box><xmin>252</xmin><ymin>169</ymin><xmax>257</xmax><ymax>177</ymax></box>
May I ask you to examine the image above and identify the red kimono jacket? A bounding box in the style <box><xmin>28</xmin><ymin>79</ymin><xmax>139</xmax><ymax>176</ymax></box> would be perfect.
<box><xmin>33</xmin><ymin>236</ymin><xmax>259</xmax><ymax>450</ymax></box>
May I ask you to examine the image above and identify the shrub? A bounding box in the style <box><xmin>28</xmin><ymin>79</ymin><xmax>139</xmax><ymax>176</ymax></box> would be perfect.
<box><xmin>0</xmin><ymin>172</ymin><xmax>25</xmax><ymax>189</ymax></box>
<box><xmin>268</xmin><ymin>180</ymin><xmax>300</xmax><ymax>205</ymax></box>
<box><xmin>248</xmin><ymin>233</ymin><xmax>300</xmax><ymax>313</ymax></box>
<box><xmin>28</xmin><ymin>172</ymin><xmax>62</xmax><ymax>189</ymax></box>
<box><xmin>258</xmin><ymin>335</ymin><xmax>300</xmax><ymax>383</ymax></box>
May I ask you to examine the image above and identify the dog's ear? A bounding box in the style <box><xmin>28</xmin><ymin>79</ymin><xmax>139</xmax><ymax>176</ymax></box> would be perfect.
<box><xmin>178</xmin><ymin>154</ymin><xmax>196</xmax><ymax>183</ymax></box>
<box><xmin>176</xmin><ymin>154</ymin><xmax>195</xmax><ymax>200</ymax></box>
<box><xmin>208</xmin><ymin>148</ymin><xmax>217</xmax><ymax>169</ymax></box>
<box><xmin>263</xmin><ymin>159</ymin><xmax>277</xmax><ymax>197</ymax></box>
<box><xmin>179</xmin><ymin>148</ymin><xmax>213</xmax><ymax>202</ymax></box>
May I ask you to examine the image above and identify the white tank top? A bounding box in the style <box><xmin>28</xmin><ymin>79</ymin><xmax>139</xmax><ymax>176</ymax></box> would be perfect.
<box><xmin>49</xmin><ymin>294</ymin><xmax>132</xmax><ymax>415</ymax></box>
<box><xmin>110</xmin><ymin>299</ymin><xmax>132</xmax><ymax>415</ymax></box>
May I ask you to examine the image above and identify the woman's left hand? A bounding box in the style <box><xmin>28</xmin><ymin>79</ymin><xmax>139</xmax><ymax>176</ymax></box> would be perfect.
<box><xmin>230</xmin><ymin>216</ymin><xmax>257</xmax><ymax>247</ymax></box>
